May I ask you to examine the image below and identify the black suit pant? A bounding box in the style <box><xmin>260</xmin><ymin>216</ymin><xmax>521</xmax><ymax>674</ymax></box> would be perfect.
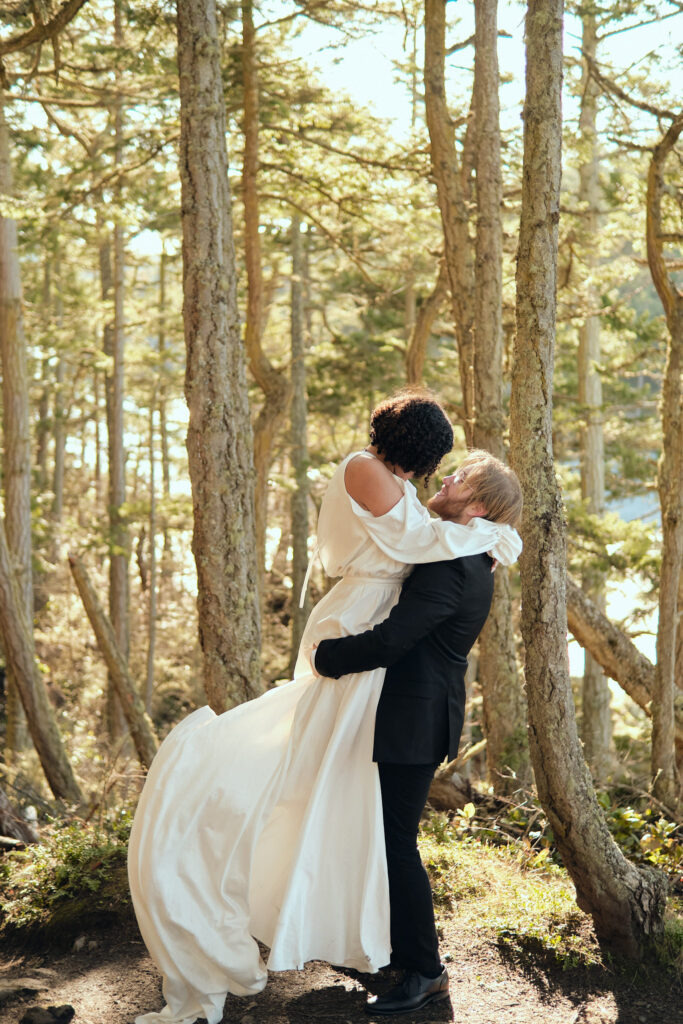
<box><xmin>378</xmin><ymin>761</ymin><xmax>441</xmax><ymax>978</ymax></box>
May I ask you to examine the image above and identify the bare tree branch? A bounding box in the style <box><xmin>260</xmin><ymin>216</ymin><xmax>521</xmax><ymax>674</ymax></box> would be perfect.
<box><xmin>0</xmin><ymin>0</ymin><xmax>88</xmax><ymax>57</ymax></box>
<box><xmin>598</xmin><ymin>5</ymin><xmax>683</xmax><ymax>40</ymax></box>
<box><xmin>584</xmin><ymin>52</ymin><xmax>678</xmax><ymax>122</ymax></box>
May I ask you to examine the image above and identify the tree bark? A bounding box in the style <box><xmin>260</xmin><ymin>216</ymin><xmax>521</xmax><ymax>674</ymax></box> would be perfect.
<box><xmin>69</xmin><ymin>555</ymin><xmax>158</xmax><ymax>769</ymax></box>
<box><xmin>36</xmin><ymin>261</ymin><xmax>51</xmax><ymax>495</ymax></box>
<box><xmin>676</xmin><ymin>567</ymin><xmax>683</xmax><ymax>719</ymax></box>
<box><xmin>242</xmin><ymin>0</ymin><xmax>292</xmax><ymax>577</ymax></box>
<box><xmin>405</xmin><ymin>258</ymin><xmax>449</xmax><ymax>385</ymax></box>
<box><xmin>577</xmin><ymin>11</ymin><xmax>611</xmax><ymax>784</ymax></box>
<box><xmin>0</xmin><ymin>519</ymin><xmax>83</xmax><ymax>804</ymax></box>
<box><xmin>509</xmin><ymin>0</ymin><xmax>666</xmax><ymax>958</ymax></box>
<box><xmin>50</xmin><ymin>351</ymin><xmax>66</xmax><ymax>561</ymax></box>
<box><xmin>473</xmin><ymin>0</ymin><xmax>504</xmax><ymax>458</ymax></box>
<box><xmin>472</xmin><ymin>0</ymin><xmax>530</xmax><ymax>793</ymax></box>
<box><xmin>103</xmin><ymin>0</ymin><xmax>130</xmax><ymax>740</ymax></box>
<box><xmin>157</xmin><ymin>249</ymin><xmax>172</xmax><ymax>575</ymax></box>
<box><xmin>646</xmin><ymin>111</ymin><xmax>683</xmax><ymax>811</ymax></box>
<box><xmin>424</xmin><ymin>0</ymin><xmax>476</xmax><ymax>445</ymax></box>
<box><xmin>176</xmin><ymin>0</ymin><xmax>261</xmax><ymax>711</ymax></box>
<box><xmin>0</xmin><ymin>89</ymin><xmax>30</xmax><ymax>755</ymax></box>
<box><xmin>146</xmin><ymin>399</ymin><xmax>157</xmax><ymax>712</ymax></box>
<box><xmin>288</xmin><ymin>216</ymin><xmax>310</xmax><ymax>676</ymax></box>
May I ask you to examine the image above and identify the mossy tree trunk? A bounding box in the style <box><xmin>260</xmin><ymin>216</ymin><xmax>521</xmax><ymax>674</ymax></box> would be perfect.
<box><xmin>176</xmin><ymin>0</ymin><xmax>261</xmax><ymax>711</ymax></box>
<box><xmin>509</xmin><ymin>0</ymin><xmax>667</xmax><ymax>958</ymax></box>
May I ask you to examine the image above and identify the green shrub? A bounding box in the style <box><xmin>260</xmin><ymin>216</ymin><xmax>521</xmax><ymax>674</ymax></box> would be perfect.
<box><xmin>0</xmin><ymin>810</ymin><xmax>133</xmax><ymax>944</ymax></box>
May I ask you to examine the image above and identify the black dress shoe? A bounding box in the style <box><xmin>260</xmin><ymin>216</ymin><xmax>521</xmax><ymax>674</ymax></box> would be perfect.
<box><xmin>366</xmin><ymin>966</ymin><xmax>449</xmax><ymax>1015</ymax></box>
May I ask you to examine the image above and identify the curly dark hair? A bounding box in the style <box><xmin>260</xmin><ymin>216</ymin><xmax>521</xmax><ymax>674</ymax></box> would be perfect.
<box><xmin>369</xmin><ymin>389</ymin><xmax>454</xmax><ymax>483</ymax></box>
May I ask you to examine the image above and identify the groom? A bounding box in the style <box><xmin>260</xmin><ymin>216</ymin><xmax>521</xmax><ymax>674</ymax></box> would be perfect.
<box><xmin>312</xmin><ymin>451</ymin><xmax>523</xmax><ymax>1016</ymax></box>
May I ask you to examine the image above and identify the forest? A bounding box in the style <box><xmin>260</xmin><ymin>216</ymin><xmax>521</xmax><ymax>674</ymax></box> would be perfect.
<box><xmin>0</xmin><ymin>1</ymin><xmax>682</xmax><ymax>1022</ymax></box>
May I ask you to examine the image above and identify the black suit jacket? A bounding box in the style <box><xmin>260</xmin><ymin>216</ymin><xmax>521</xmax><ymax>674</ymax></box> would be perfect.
<box><xmin>314</xmin><ymin>553</ymin><xmax>495</xmax><ymax>764</ymax></box>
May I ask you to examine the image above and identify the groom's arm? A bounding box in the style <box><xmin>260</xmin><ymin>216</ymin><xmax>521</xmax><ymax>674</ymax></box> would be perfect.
<box><xmin>314</xmin><ymin>560</ymin><xmax>466</xmax><ymax>679</ymax></box>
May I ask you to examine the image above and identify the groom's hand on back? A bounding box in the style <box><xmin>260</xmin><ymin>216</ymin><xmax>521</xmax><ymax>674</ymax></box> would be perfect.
<box><xmin>310</xmin><ymin>644</ymin><xmax>321</xmax><ymax>677</ymax></box>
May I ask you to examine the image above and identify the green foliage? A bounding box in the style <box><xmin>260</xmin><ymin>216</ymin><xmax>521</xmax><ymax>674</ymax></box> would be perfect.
<box><xmin>653</xmin><ymin>908</ymin><xmax>683</xmax><ymax>971</ymax></box>
<box><xmin>420</xmin><ymin>809</ymin><xmax>683</xmax><ymax>972</ymax></box>
<box><xmin>0</xmin><ymin>813</ymin><xmax>133</xmax><ymax>941</ymax></box>
<box><xmin>420</xmin><ymin>794</ymin><xmax>682</xmax><ymax>886</ymax></box>
<box><xmin>419</xmin><ymin>815</ymin><xmax>598</xmax><ymax>969</ymax></box>
<box><xmin>564</xmin><ymin>498</ymin><xmax>660</xmax><ymax>584</ymax></box>
<box><xmin>597</xmin><ymin>793</ymin><xmax>683</xmax><ymax>875</ymax></box>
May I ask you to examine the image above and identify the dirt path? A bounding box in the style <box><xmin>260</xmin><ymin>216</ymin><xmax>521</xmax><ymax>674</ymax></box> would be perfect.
<box><xmin>0</xmin><ymin>920</ymin><xmax>678</xmax><ymax>1024</ymax></box>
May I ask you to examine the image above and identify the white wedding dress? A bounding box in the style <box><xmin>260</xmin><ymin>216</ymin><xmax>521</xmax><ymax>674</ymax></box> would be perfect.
<box><xmin>128</xmin><ymin>452</ymin><xmax>521</xmax><ymax>1024</ymax></box>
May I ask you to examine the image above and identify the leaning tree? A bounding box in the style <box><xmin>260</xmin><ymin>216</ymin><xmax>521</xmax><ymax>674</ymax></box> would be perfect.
<box><xmin>509</xmin><ymin>0</ymin><xmax>667</xmax><ymax>958</ymax></box>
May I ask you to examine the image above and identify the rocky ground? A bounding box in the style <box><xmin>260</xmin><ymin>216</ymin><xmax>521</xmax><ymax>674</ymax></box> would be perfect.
<box><xmin>0</xmin><ymin>917</ymin><xmax>679</xmax><ymax>1024</ymax></box>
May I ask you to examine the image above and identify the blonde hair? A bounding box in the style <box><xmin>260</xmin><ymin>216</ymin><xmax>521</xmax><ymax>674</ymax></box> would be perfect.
<box><xmin>458</xmin><ymin>450</ymin><xmax>523</xmax><ymax>527</ymax></box>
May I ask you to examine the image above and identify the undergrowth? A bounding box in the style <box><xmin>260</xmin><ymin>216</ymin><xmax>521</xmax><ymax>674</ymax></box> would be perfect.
<box><xmin>1</xmin><ymin>794</ymin><xmax>681</xmax><ymax>976</ymax></box>
<box><xmin>0</xmin><ymin>809</ymin><xmax>133</xmax><ymax>943</ymax></box>
<box><xmin>420</xmin><ymin>806</ymin><xmax>683</xmax><ymax>973</ymax></box>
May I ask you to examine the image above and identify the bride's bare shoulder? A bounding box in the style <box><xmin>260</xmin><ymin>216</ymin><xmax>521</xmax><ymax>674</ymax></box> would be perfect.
<box><xmin>344</xmin><ymin>454</ymin><xmax>404</xmax><ymax>516</ymax></box>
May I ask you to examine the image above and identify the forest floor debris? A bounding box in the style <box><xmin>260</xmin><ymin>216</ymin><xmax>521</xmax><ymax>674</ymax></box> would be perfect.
<box><xmin>0</xmin><ymin>918</ymin><xmax>680</xmax><ymax>1024</ymax></box>
<box><xmin>1</xmin><ymin>803</ymin><xmax>680</xmax><ymax>1023</ymax></box>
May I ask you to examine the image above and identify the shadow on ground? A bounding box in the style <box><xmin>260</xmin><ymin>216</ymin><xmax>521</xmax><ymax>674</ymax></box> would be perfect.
<box><xmin>495</xmin><ymin>930</ymin><xmax>680</xmax><ymax>1024</ymax></box>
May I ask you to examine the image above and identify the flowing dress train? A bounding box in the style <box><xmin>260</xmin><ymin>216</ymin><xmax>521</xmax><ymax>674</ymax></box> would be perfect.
<box><xmin>128</xmin><ymin>452</ymin><xmax>521</xmax><ymax>1024</ymax></box>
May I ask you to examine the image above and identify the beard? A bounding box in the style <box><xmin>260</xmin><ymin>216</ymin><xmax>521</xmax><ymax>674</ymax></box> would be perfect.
<box><xmin>427</xmin><ymin>491</ymin><xmax>471</xmax><ymax>522</ymax></box>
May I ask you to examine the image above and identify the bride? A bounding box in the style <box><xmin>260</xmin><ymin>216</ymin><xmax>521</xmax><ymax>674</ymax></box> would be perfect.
<box><xmin>128</xmin><ymin>389</ymin><xmax>521</xmax><ymax>1024</ymax></box>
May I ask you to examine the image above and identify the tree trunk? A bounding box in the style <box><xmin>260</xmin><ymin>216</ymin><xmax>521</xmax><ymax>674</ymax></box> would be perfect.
<box><xmin>176</xmin><ymin>0</ymin><xmax>261</xmax><ymax>711</ymax></box>
<box><xmin>0</xmin><ymin>88</ymin><xmax>30</xmax><ymax>755</ymax></box>
<box><xmin>69</xmin><ymin>555</ymin><xmax>158</xmax><ymax>769</ymax></box>
<box><xmin>288</xmin><ymin>216</ymin><xmax>310</xmax><ymax>676</ymax></box>
<box><xmin>146</xmin><ymin>399</ymin><xmax>157</xmax><ymax>712</ymax></box>
<box><xmin>424</xmin><ymin>0</ymin><xmax>475</xmax><ymax>445</ymax></box>
<box><xmin>676</xmin><ymin>567</ymin><xmax>683</xmax><ymax>721</ymax></box>
<box><xmin>242</xmin><ymin>0</ymin><xmax>292</xmax><ymax>577</ymax></box>
<box><xmin>405</xmin><ymin>259</ymin><xmax>449</xmax><ymax>385</ymax></box>
<box><xmin>0</xmin><ymin>519</ymin><xmax>83</xmax><ymax>804</ymax></box>
<box><xmin>472</xmin><ymin>0</ymin><xmax>530</xmax><ymax>793</ymax></box>
<box><xmin>157</xmin><ymin>249</ymin><xmax>172</xmax><ymax>575</ymax></box>
<box><xmin>577</xmin><ymin>11</ymin><xmax>611</xmax><ymax>784</ymax></box>
<box><xmin>50</xmin><ymin>351</ymin><xmax>66</xmax><ymax>561</ymax></box>
<box><xmin>473</xmin><ymin>0</ymin><xmax>504</xmax><ymax>458</ymax></box>
<box><xmin>646</xmin><ymin>111</ymin><xmax>683</xmax><ymax>811</ymax></box>
<box><xmin>35</xmin><ymin>260</ymin><xmax>51</xmax><ymax>493</ymax></box>
<box><xmin>102</xmin><ymin>0</ymin><xmax>130</xmax><ymax>740</ymax></box>
<box><xmin>509</xmin><ymin>0</ymin><xmax>666</xmax><ymax>958</ymax></box>
<box><xmin>94</xmin><ymin>366</ymin><xmax>103</xmax><ymax>510</ymax></box>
